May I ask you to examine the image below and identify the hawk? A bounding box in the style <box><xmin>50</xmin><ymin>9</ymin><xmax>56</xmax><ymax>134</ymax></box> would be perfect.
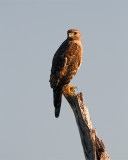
<box><xmin>49</xmin><ymin>29</ymin><xmax>83</xmax><ymax>118</ymax></box>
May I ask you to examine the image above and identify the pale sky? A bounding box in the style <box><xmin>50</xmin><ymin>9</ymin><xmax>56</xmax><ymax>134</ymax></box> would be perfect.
<box><xmin>0</xmin><ymin>0</ymin><xmax>128</xmax><ymax>160</ymax></box>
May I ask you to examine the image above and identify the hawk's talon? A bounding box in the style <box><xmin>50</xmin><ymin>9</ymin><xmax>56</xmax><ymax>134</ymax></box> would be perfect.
<box><xmin>69</xmin><ymin>91</ymin><xmax>75</xmax><ymax>96</ymax></box>
<box><xmin>62</xmin><ymin>84</ymin><xmax>76</xmax><ymax>96</ymax></box>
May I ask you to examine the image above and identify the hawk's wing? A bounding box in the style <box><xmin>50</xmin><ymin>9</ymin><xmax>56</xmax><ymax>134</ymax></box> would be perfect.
<box><xmin>49</xmin><ymin>39</ymin><xmax>69</xmax><ymax>89</ymax></box>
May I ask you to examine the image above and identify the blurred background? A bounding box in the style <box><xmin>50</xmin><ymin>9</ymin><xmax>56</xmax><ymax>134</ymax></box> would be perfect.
<box><xmin>0</xmin><ymin>0</ymin><xmax>128</xmax><ymax>159</ymax></box>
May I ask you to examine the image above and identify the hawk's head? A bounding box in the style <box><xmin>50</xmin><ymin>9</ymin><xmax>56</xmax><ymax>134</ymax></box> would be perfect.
<box><xmin>67</xmin><ymin>29</ymin><xmax>81</xmax><ymax>41</ymax></box>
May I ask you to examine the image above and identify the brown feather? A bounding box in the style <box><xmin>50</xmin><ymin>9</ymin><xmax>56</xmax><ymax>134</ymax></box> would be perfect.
<box><xmin>49</xmin><ymin>29</ymin><xmax>83</xmax><ymax>117</ymax></box>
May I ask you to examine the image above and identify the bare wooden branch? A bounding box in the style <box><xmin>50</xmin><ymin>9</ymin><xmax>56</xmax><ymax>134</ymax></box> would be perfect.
<box><xmin>63</xmin><ymin>91</ymin><xmax>110</xmax><ymax>160</ymax></box>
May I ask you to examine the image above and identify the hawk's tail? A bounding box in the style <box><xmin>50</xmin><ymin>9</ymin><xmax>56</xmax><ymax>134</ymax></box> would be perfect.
<box><xmin>53</xmin><ymin>89</ymin><xmax>62</xmax><ymax>118</ymax></box>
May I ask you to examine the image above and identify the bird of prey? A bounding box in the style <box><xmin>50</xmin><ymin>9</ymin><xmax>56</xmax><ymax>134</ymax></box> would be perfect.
<box><xmin>49</xmin><ymin>29</ymin><xmax>83</xmax><ymax>118</ymax></box>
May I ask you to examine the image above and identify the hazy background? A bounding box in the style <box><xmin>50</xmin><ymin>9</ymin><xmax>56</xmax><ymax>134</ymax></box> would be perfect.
<box><xmin>0</xmin><ymin>0</ymin><xmax>128</xmax><ymax>160</ymax></box>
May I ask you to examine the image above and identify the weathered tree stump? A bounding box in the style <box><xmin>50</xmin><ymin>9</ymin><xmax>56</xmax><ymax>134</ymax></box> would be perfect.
<box><xmin>63</xmin><ymin>91</ymin><xmax>110</xmax><ymax>160</ymax></box>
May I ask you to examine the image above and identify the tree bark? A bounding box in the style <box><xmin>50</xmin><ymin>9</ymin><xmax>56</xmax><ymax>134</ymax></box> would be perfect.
<box><xmin>63</xmin><ymin>91</ymin><xmax>110</xmax><ymax>160</ymax></box>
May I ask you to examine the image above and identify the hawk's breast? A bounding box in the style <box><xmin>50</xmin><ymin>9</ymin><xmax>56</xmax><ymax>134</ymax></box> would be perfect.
<box><xmin>60</xmin><ymin>40</ymin><xmax>83</xmax><ymax>83</ymax></box>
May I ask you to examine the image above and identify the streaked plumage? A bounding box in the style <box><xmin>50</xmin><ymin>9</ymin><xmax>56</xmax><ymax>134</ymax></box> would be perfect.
<box><xmin>49</xmin><ymin>29</ymin><xmax>83</xmax><ymax>118</ymax></box>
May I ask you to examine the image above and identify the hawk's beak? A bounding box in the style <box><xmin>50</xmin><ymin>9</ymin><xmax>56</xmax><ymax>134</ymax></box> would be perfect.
<box><xmin>68</xmin><ymin>33</ymin><xmax>72</xmax><ymax>37</ymax></box>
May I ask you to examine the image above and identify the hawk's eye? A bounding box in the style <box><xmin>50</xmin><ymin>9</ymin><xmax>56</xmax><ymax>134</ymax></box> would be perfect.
<box><xmin>74</xmin><ymin>32</ymin><xmax>77</xmax><ymax>35</ymax></box>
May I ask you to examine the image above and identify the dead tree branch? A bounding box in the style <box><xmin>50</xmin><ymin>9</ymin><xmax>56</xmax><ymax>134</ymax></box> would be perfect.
<box><xmin>63</xmin><ymin>91</ymin><xmax>110</xmax><ymax>160</ymax></box>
